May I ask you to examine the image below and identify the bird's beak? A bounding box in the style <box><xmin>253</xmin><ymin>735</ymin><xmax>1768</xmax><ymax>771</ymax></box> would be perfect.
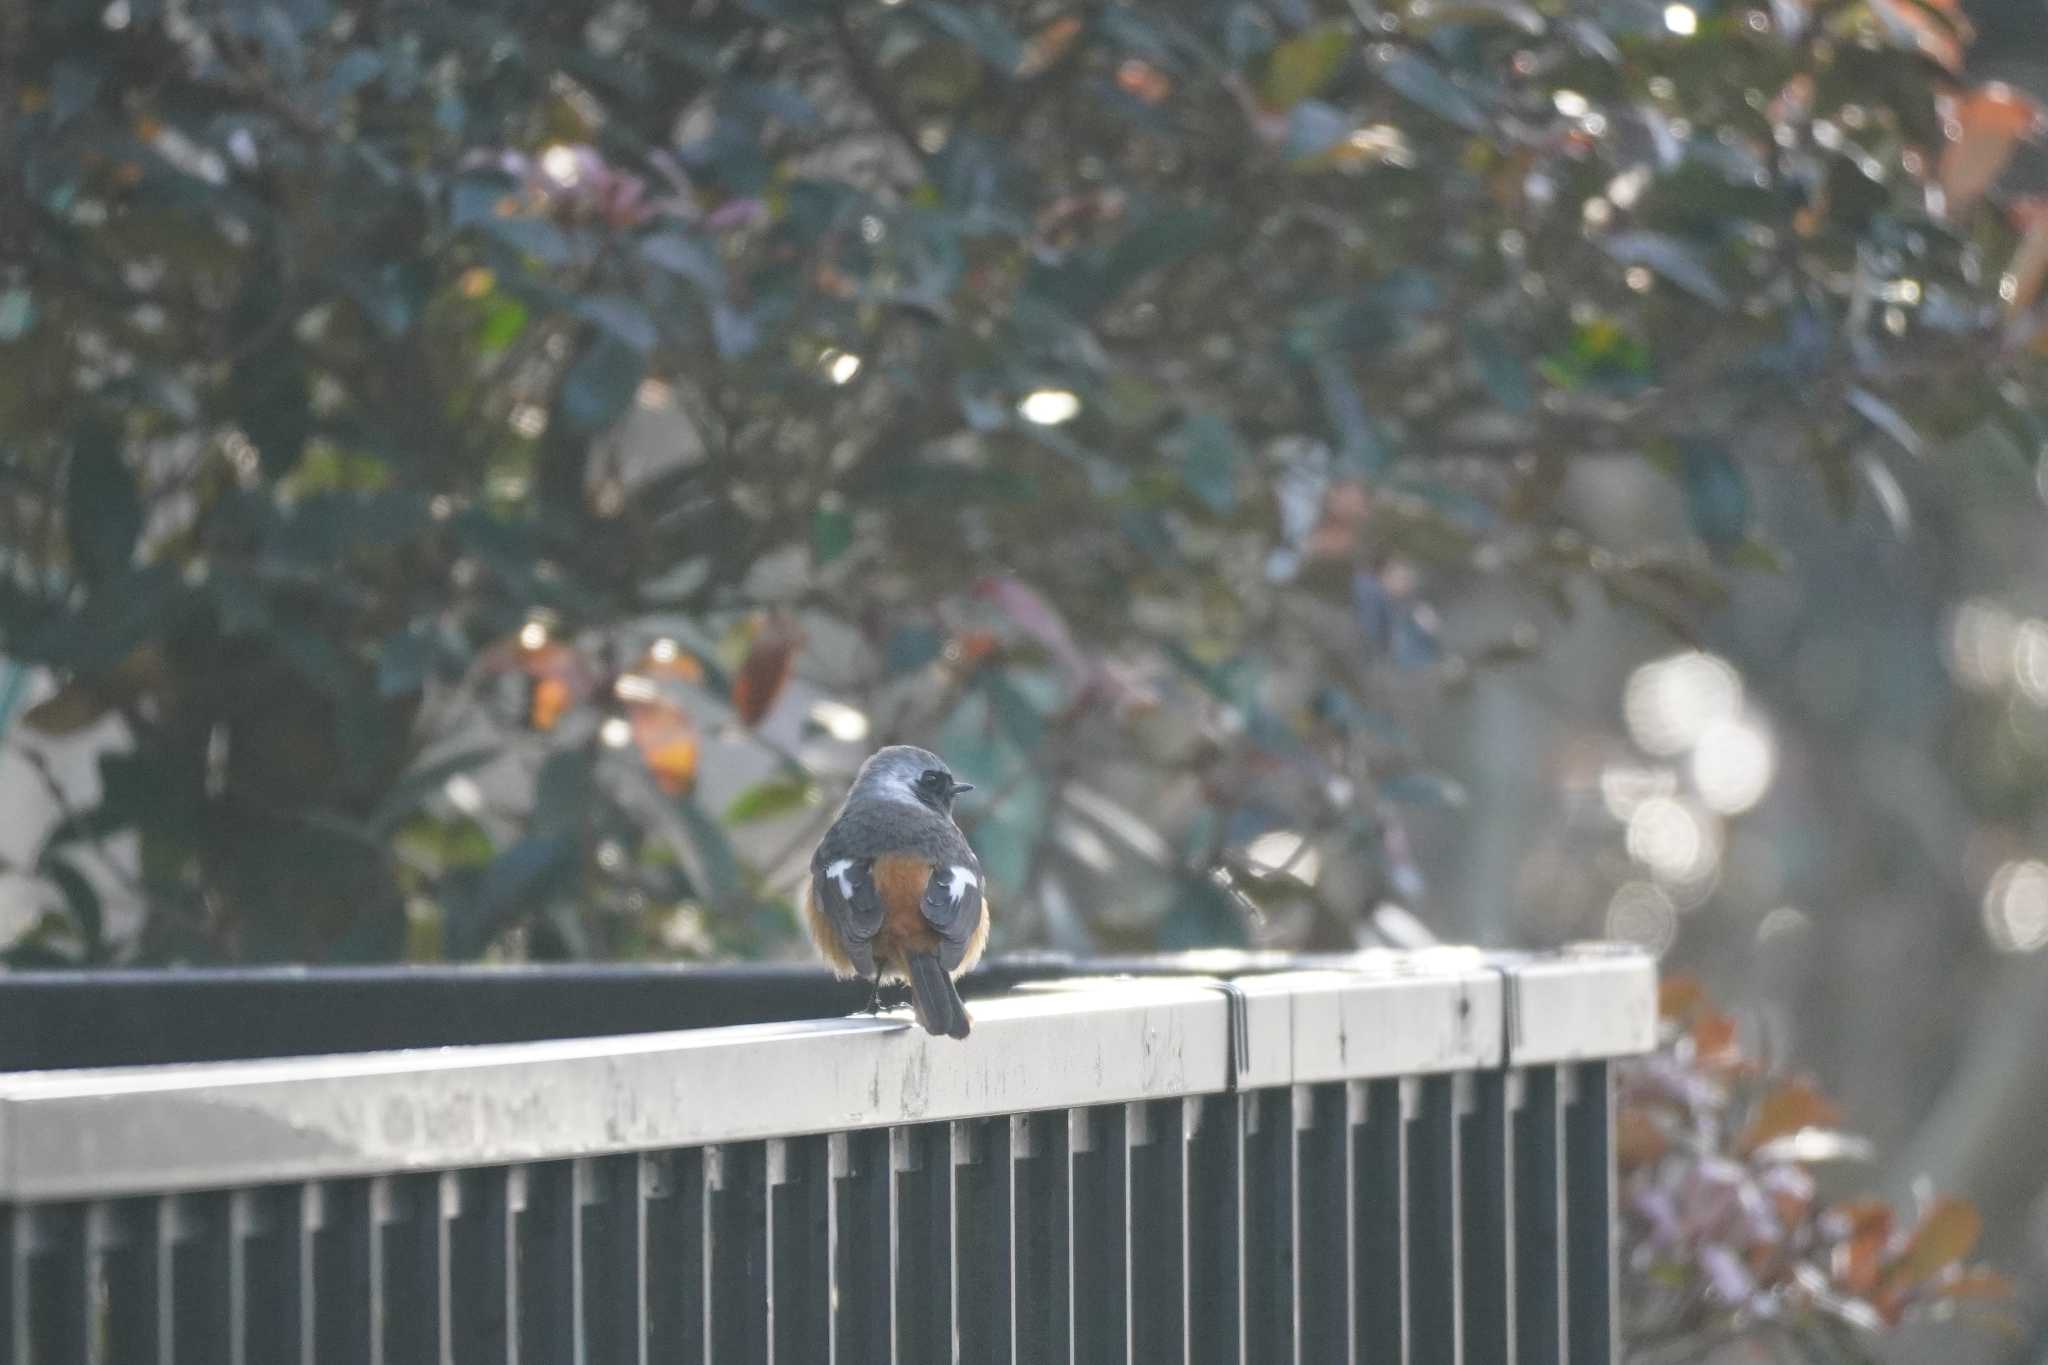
<box><xmin>950</xmin><ymin>781</ymin><xmax>975</xmax><ymax>796</ymax></box>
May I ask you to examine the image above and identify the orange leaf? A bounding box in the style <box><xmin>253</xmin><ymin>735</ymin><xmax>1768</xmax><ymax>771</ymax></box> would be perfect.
<box><xmin>1116</xmin><ymin>59</ymin><xmax>1173</xmax><ymax>105</ymax></box>
<box><xmin>1942</xmin><ymin>1268</ymin><xmax>2016</xmax><ymax>1300</ymax></box>
<box><xmin>630</xmin><ymin>702</ymin><xmax>699</xmax><ymax>795</ymax></box>
<box><xmin>1740</xmin><ymin>1078</ymin><xmax>1843</xmax><ymax>1154</ymax></box>
<box><xmin>1018</xmin><ymin>15</ymin><xmax>1083</xmax><ymax>78</ymax></box>
<box><xmin>1690</xmin><ymin>1008</ymin><xmax>1742</xmax><ymax>1069</ymax></box>
<box><xmin>636</xmin><ymin>642</ymin><xmax>706</xmax><ymax>685</ymax></box>
<box><xmin>731</xmin><ymin>615</ymin><xmax>802</xmax><ymax>727</ymax></box>
<box><xmin>531</xmin><ymin>677</ymin><xmax>574</xmax><ymax>732</ymax></box>
<box><xmin>1866</xmin><ymin>0</ymin><xmax>1970</xmax><ymax>74</ymax></box>
<box><xmin>1659</xmin><ymin>972</ymin><xmax>1706</xmax><ymax>1021</ymax></box>
<box><xmin>1940</xmin><ymin>85</ymin><xmax>2042</xmax><ymax>214</ymax></box>
<box><xmin>1884</xmin><ymin>1198</ymin><xmax>1982</xmax><ymax>1292</ymax></box>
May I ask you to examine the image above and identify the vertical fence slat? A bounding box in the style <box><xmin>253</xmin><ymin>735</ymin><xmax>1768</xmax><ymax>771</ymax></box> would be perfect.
<box><xmin>951</xmin><ymin>1117</ymin><xmax>1012</xmax><ymax>1365</ymax></box>
<box><xmin>1068</xmin><ymin>1105</ymin><xmax>1129</xmax><ymax>1365</ymax></box>
<box><xmin>1407</xmin><ymin>1075</ymin><xmax>1464</xmax><ymax>1365</ymax></box>
<box><xmin>1129</xmin><ymin>1101</ymin><xmax>1187</xmax><ymax>1365</ymax></box>
<box><xmin>1512</xmin><ymin>1068</ymin><xmax>1564</xmax><ymax>1365</ymax></box>
<box><xmin>524</xmin><ymin>1161</ymin><xmax>587</xmax><ymax>1364</ymax></box>
<box><xmin>1184</xmin><ymin>1094</ymin><xmax>1241</xmax><ymax>1365</ymax></box>
<box><xmin>1354</xmin><ymin>1078</ymin><xmax>1408</xmax><ymax>1364</ymax></box>
<box><xmin>1010</xmin><ymin>1107</ymin><xmax>1072</xmax><ymax>1365</ymax></box>
<box><xmin>708</xmin><ymin>1143</ymin><xmax>769</xmax><ymax>1365</ymax></box>
<box><xmin>1296</xmin><ymin>1084</ymin><xmax>1350</xmax><ymax>1365</ymax></box>
<box><xmin>1463</xmin><ymin>1070</ymin><xmax>1515</xmax><ymax>1365</ymax></box>
<box><xmin>1564</xmin><ymin>1062</ymin><xmax>1616</xmax><ymax>1365</ymax></box>
<box><xmin>594</xmin><ymin>1154</ymin><xmax>649</xmax><ymax>1365</ymax></box>
<box><xmin>644</xmin><ymin>1149</ymin><xmax>706</xmax><ymax>1365</ymax></box>
<box><xmin>832</xmin><ymin>1130</ymin><xmax>890</xmax><ymax>1365</ymax></box>
<box><xmin>1241</xmin><ymin>1089</ymin><xmax>1295</xmax><ymax>1363</ymax></box>
<box><xmin>766</xmin><ymin>1136</ymin><xmax>830</xmax><ymax>1365</ymax></box>
<box><xmin>887</xmin><ymin>1124</ymin><xmax>953</xmax><ymax>1365</ymax></box>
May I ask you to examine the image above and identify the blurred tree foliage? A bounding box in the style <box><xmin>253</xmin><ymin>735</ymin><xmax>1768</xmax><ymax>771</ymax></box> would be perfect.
<box><xmin>0</xmin><ymin>0</ymin><xmax>2042</xmax><ymax>963</ymax></box>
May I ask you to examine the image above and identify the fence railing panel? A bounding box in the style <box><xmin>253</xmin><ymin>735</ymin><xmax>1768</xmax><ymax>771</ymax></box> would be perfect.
<box><xmin>0</xmin><ymin>948</ymin><xmax>1654</xmax><ymax>1365</ymax></box>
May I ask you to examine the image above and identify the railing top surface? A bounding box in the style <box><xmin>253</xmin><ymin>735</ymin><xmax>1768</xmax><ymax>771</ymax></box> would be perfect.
<box><xmin>0</xmin><ymin>947</ymin><xmax>1654</xmax><ymax>1201</ymax></box>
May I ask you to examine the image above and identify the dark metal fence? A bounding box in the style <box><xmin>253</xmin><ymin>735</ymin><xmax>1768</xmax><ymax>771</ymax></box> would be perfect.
<box><xmin>0</xmin><ymin>947</ymin><xmax>1653</xmax><ymax>1365</ymax></box>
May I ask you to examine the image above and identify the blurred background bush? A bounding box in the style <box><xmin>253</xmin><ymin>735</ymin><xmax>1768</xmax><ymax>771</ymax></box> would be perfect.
<box><xmin>2</xmin><ymin>0</ymin><xmax>2047</xmax><ymax>1355</ymax></box>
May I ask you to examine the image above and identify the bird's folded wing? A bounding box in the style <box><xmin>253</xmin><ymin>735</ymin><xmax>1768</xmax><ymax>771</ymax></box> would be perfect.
<box><xmin>814</xmin><ymin>857</ymin><xmax>886</xmax><ymax>976</ymax></box>
<box><xmin>920</xmin><ymin>860</ymin><xmax>985</xmax><ymax>973</ymax></box>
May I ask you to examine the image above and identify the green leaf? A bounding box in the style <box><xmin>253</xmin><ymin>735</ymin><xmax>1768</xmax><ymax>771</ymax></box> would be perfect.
<box><xmin>1846</xmin><ymin>387</ymin><xmax>1925</xmax><ymax>458</ymax></box>
<box><xmin>1100</xmin><ymin>206</ymin><xmax>1220</xmax><ymax>301</ymax></box>
<box><xmin>559</xmin><ymin>334</ymin><xmax>647</xmax><ymax>434</ymax></box>
<box><xmin>1677</xmin><ymin>437</ymin><xmax>1748</xmax><ymax>549</ymax></box>
<box><xmin>676</xmin><ymin>796</ymin><xmax>748</xmax><ymax>905</ymax></box>
<box><xmin>41</xmin><ymin>854</ymin><xmax>104</xmax><ymax>956</ymax></box>
<box><xmin>1166</xmin><ymin>411</ymin><xmax>1242</xmax><ymax>513</ymax></box>
<box><xmin>370</xmin><ymin>746</ymin><xmax>500</xmax><ymax>836</ymax></box>
<box><xmin>1380</xmin><ymin>772</ymin><xmax>1467</xmax><ymax>807</ymax></box>
<box><xmin>915</xmin><ymin>1</ymin><xmax>1026</xmax><ymax>74</ymax></box>
<box><xmin>1602</xmin><ymin>231</ymin><xmax>1728</xmax><ymax>308</ymax></box>
<box><xmin>65</xmin><ymin>416</ymin><xmax>141</xmax><ymax>589</ymax></box>
<box><xmin>1368</xmin><ymin>45</ymin><xmax>1487</xmax><ymax>131</ymax></box>
<box><xmin>812</xmin><ymin>504</ymin><xmax>853</xmax><ymax>566</ymax></box>
<box><xmin>0</xmin><ymin>288</ymin><xmax>37</xmax><ymax>342</ymax></box>
<box><xmin>477</xmin><ymin>296</ymin><xmax>529</xmax><ymax>352</ymax></box>
<box><xmin>1312</xmin><ymin>353</ymin><xmax>1389</xmax><ymax>474</ymax></box>
<box><xmin>724</xmin><ymin>776</ymin><xmax>819</xmax><ymax>825</ymax></box>
<box><xmin>574</xmin><ymin>296</ymin><xmax>658</xmax><ymax>354</ymax></box>
<box><xmin>639</xmin><ymin>231</ymin><xmax>724</xmax><ymax>293</ymax></box>
<box><xmin>1260</xmin><ymin>24</ymin><xmax>1350</xmax><ymax>109</ymax></box>
<box><xmin>452</xmin><ymin>835</ymin><xmax>572</xmax><ymax>957</ymax></box>
<box><xmin>1465</xmin><ymin>321</ymin><xmax>1533</xmax><ymax>414</ymax></box>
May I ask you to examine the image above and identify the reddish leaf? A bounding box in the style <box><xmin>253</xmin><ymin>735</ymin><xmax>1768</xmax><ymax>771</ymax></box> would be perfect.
<box><xmin>1017</xmin><ymin>15</ymin><xmax>1083</xmax><ymax>77</ymax></box>
<box><xmin>1616</xmin><ymin>1108</ymin><xmax>1668</xmax><ymax>1169</ymax></box>
<box><xmin>1658</xmin><ymin>972</ymin><xmax>1706</xmax><ymax>1021</ymax></box>
<box><xmin>1884</xmin><ymin>1198</ymin><xmax>1982</xmax><ymax>1292</ymax></box>
<box><xmin>1690</xmin><ymin>1008</ymin><xmax>1742</xmax><ymax>1070</ymax></box>
<box><xmin>1829</xmin><ymin>1199</ymin><xmax>1895</xmax><ymax>1296</ymax></box>
<box><xmin>1940</xmin><ymin>84</ymin><xmax>2042</xmax><ymax>213</ymax></box>
<box><xmin>1740</xmin><ymin>1078</ymin><xmax>1844</xmax><ymax>1154</ymax></box>
<box><xmin>731</xmin><ymin>614</ymin><xmax>802</xmax><ymax>727</ymax></box>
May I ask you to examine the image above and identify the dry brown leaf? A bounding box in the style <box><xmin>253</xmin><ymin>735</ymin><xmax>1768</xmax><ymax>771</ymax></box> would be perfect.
<box><xmin>731</xmin><ymin>614</ymin><xmax>802</xmax><ymax>727</ymax></box>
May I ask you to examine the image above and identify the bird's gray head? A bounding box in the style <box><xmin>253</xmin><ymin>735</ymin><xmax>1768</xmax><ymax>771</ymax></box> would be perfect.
<box><xmin>850</xmin><ymin>745</ymin><xmax>974</xmax><ymax>815</ymax></box>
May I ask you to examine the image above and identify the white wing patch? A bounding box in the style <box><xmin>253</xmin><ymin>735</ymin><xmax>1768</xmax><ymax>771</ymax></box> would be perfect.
<box><xmin>946</xmin><ymin>866</ymin><xmax>979</xmax><ymax>903</ymax></box>
<box><xmin>827</xmin><ymin>859</ymin><xmax>856</xmax><ymax>900</ymax></box>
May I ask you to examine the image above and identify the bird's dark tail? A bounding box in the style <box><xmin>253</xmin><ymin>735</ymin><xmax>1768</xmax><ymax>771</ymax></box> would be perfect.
<box><xmin>907</xmin><ymin>952</ymin><xmax>971</xmax><ymax>1039</ymax></box>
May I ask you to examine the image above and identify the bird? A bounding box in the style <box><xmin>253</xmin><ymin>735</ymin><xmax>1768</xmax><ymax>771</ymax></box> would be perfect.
<box><xmin>803</xmin><ymin>745</ymin><xmax>988</xmax><ymax>1038</ymax></box>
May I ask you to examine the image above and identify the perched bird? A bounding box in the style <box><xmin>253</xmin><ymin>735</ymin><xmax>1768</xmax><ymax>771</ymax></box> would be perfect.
<box><xmin>803</xmin><ymin>746</ymin><xmax>988</xmax><ymax>1038</ymax></box>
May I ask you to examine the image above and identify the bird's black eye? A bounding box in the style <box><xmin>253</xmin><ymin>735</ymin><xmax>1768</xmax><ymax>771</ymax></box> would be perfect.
<box><xmin>919</xmin><ymin>770</ymin><xmax>947</xmax><ymax>791</ymax></box>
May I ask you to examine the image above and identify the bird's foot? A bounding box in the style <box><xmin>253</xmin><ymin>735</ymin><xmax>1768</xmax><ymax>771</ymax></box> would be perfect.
<box><xmin>863</xmin><ymin>981</ymin><xmax>883</xmax><ymax>1015</ymax></box>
